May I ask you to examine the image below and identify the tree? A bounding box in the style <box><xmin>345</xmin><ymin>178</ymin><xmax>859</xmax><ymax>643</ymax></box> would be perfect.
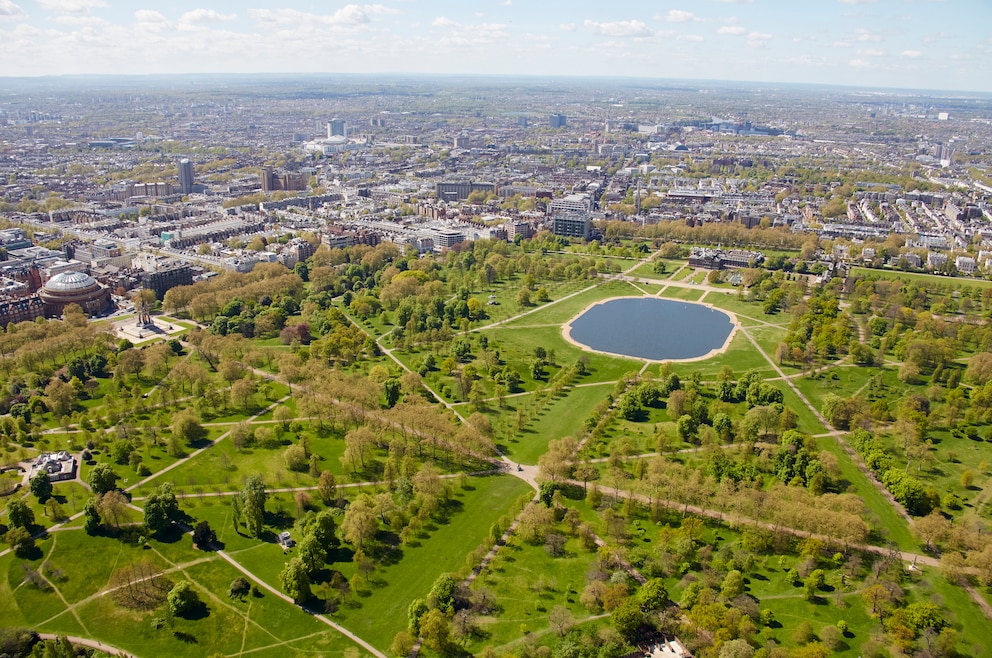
<box><xmin>44</xmin><ymin>378</ymin><xmax>76</xmax><ymax>418</ymax></box>
<box><xmin>143</xmin><ymin>483</ymin><xmax>180</xmax><ymax>535</ymax></box>
<box><xmin>6</xmin><ymin>499</ymin><xmax>34</xmax><ymax>529</ymax></box>
<box><xmin>637</xmin><ymin>578</ymin><xmax>669</xmax><ymax>611</ymax></box>
<box><xmin>45</xmin><ymin>498</ymin><xmax>66</xmax><ymax>522</ymax></box>
<box><xmin>279</xmin><ymin>557</ymin><xmax>312</xmax><ymax>603</ymax></box>
<box><xmin>531</xmin><ymin>359</ymin><xmax>545</xmax><ymax>381</ymax></box>
<box><xmin>419</xmin><ymin>609</ymin><xmax>450</xmax><ymax>651</ymax></box>
<box><xmin>172</xmin><ymin>409</ymin><xmax>206</xmax><ymax>446</ymax></box>
<box><xmin>719</xmin><ymin>639</ymin><xmax>755</xmax><ymax>658</ymax></box>
<box><xmin>383</xmin><ymin>378</ymin><xmax>401</xmax><ymax>408</ymax></box>
<box><xmin>231</xmin><ymin>378</ymin><xmax>257</xmax><ymax>411</ymax></box>
<box><xmin>428</xmin><ymin>573</ymin><xmax>458</xmax><ymax>614</ymax></box>
<box><xmin>318</xmin><ymin>471</ymin><xmax>337</xmax><ymax>506</ymax></box>
<box><xmin>408</xmin><ymin>598</ymin><xmax>429</xmax><ymax>634</ymax></box>
<box><xmin>676</xmin><ymin>414</ymin><xmax>698</xmax><ymax>442</ymax></box>
<box><xmin>341</xmin><ymin>494</ymin><xmax>378</xmax><ymax>550</ymax></box>
<box><xmin>721</xmin><ymin>569</ymin><xmax>745</xmax><ymax>600</ymax></box>
<box><xmin>87</xmin><ymin>463</ymin><xmax>119</xmax><ymax>494</ymax></box>
<box><xmin>616</xmin><ymin>393</ymin><xmax>641</xmax><ymax>421</ymax></box>
<box><xmin>966</xmin><ymin>352</ymin><xmax>992</xmax><ymax>385</ymax></box>
<box><xmin>240</xmin><ymin>475</ymin><xmax>267</xmax><ymax>537</ymax></box>
<box><xmin>193</xmin><ymin>521</ymin><xmax>217</xmax><ymax>549</ymax></box>
<box><xmin>83</xmin><ymin>497</ymin><xmax>101</xmax><ymax>535</ymax></box>
<box><xmin>97</xmin><ymin>491</ymin><xmax>130</xmax><ymax>530</ymax></box>
<box><xmin>390</xmin><ymin>631</ymin><xmax>415</xmax><ymax>658</ymax></box>
<box><xmin>29</xmin><ymin>470</ymin><xmax>53</xmax><ymax>503</ymax></box>
<box><xmin>611</xmin><ymin>598</ymin><xmax>644</xmax><ymax>640</ymax></box>
<box><xmin>4</xmin><ymin>527</ymin><xmax>34</xmax><ymax>558</ymax></box>
<box><xmin>549</xmin><ymin>605</ymin><xmax>574</xmax><ymax>636</ymax></box>
<box><xmin>167</xmin><ymin>581</ymin><xmax>201</xmax><ymax>617</ymax></box>
<box><xmin>229</xmin><ymin>577</ymin><xmax>250</xmax><ymax>600</ymax></box>
<box><xmin>297</xmin><ymin>534</ymin><xmax>324</xmax><ymax>575</ymax></box>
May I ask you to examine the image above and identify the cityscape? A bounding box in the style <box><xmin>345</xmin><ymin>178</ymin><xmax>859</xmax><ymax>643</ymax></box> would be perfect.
<box><xmin>1</xmin><ymin>2</ymin><xmax>992</xmax><ymax>658</ymax></box>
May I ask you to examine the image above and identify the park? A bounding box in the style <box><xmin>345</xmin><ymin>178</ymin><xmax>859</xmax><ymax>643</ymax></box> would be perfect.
<box><xmin>1</xmin><ymin>234</ymin><xmax>992</xmax><ymax>657</ymax></box>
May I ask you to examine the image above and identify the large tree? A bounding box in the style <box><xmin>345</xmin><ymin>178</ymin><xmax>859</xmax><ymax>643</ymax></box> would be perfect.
<box><xmin>29</xmin><ymin>470</ymin><xmax>53</xmax><ymax>503</ymax></box>
<box><xmin>6</xmin><ymin>499</ymin><xmax>34</xmax><ymax>529</ymax></box>
<box><xmin>87</xmin><ymin>463</ymin><xmax>119</xmax><ymax>494</ymax></box>
<box><xmin>341</xmin><ymin>494</ymin><xmax>378</xmax><ymax>550</ymax></box>
<box><xmin>240</xmin><ymin>475</ymin><xmax>267</xmax><ymax>537</ymax></box>
<box><xmin>279</xmin><ymin>557</ymin><xmax>311</xmax><ymax>603</ymax></box>
<box><xmin>143</xmin><ymin>483</ymin><xmax>180</xmax><ymax>535</ymax></box>
<box><xmin>317</xmin><ymin>471</ymin><xmax>337</xmax><ymax>506</ymax></box>
<box><xmin>83</xmin><ymin>497</ymin><xmax>101</xmax><ymax>535</ymax></box>
<box><xmin>167</xmin><ymin>581</ymin><xmax>201</xmax><ymax>617</ymax></box>
<box><xmin>172</xmin><ymin>409</ymin><xmax>206</xmax><ymax>446</ymax></box>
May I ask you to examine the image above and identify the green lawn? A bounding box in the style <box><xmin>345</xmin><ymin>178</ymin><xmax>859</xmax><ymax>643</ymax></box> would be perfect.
<box><xmin>498</xmin><ymin>280</ymin><xmax>641</xmax><ymax>328</ymax></box>
<box><xmin>215</xmin><ymin>473</ymin><xmax>533</xmax><ymax>651</ymax></box>
<box><xmin>500</xmin><ymin>384</ymin><xmax>613</xmax><ymax>464</ymax></box>
<box><xmin>851</xmin><ymin>266</ymin><xmax>992</xmax><ymax>291</ymax></box>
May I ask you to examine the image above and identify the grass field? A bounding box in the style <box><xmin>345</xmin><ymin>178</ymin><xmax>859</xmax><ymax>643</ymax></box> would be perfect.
<box><xmin>500</xmin><ymin>384</ymin><xmax>613</xmax><ymax>464</ymax></box>
<box><xmin>212</xmin><ymin>474</ymin><xmax>532</xmax><ymax>651</ymax></box>
<box><xmin>851</xmin><ymin>266</ymin><xmax>992</xmax><ymax>290</ymax></box>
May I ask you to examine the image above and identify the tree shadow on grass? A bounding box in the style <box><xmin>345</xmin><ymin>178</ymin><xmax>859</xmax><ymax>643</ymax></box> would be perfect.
<box><xmin>177</xmin><ymin>600</ymin><xmax>209</xmax><ymax>621</ymax></box>
<box><xmin>265</xmin><ymin>509</ymin><xmax>295</xmax><ymax>530</ymax></box>
<box><xmin>173</xmin><ymin>631</ymin><xmax>198</xmax><ymax>644</ymax></box>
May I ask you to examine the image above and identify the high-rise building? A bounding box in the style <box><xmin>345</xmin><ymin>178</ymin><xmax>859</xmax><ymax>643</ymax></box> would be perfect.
<box><xmin>178</xmin><ymin>159</ymin><xmax>194</xmax><ymax>195</ymax></box>
<box><xmin>549</xmin><ymin>113</ymin><xmax>567</xmax><ymax>129</ymax></box>
<box><xmin>328</xmin><ymin>118</ymin><xmax>347</xmax><ymax>137</ymax></box>
<box><xmin>552</xmin><ymin>213</ymin><xmax>590</xmax><ymax>240</ymax></box>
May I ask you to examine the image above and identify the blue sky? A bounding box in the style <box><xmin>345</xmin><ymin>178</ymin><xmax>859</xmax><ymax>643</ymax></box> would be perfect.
<box><xmin>0</xmin><ymin>0</ymin><xmax>989</xmax><ymax>92</ymax></box>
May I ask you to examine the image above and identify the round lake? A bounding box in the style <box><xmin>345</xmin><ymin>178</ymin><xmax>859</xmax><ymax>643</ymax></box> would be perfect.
<box><xmin>564</xmin><ymin>297</ymin><xmax>736</xmax><ymax>361</ymax></box>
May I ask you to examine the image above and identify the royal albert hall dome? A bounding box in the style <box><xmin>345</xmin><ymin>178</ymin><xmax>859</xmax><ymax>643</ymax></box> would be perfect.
<box><xmin>39</xmin><ymin>271</ymin><xmax>111</xmax><ymax>317</ymax></box>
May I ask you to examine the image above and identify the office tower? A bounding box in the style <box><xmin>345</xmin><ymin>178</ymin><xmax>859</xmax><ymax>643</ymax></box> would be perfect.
<box><xmin>328</xmin><ymin>118</ymin><xmax>346</xmax><ymax>137</ymax></box>
<box><xmin>178</xmin><ymin>159</ymin><xmax>194</xmax><ymax>195</ymax></box>
<box><xmin>549</xmin><ymin>113</ymin><xmax>567</xmax><ymax>128</ymax></box>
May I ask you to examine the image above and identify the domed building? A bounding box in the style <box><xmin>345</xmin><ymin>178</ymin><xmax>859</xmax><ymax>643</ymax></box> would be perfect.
<box><xmin>39</xmin><ymin>271</ymin><xmax>112</xmax><ymax>317</ymax></box>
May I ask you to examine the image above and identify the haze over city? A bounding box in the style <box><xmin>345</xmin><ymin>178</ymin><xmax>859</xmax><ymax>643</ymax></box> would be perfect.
<box><xmin>0</xmin><ymin>0</ymin><xmax>990</xmax><ymax>92</ymax></box>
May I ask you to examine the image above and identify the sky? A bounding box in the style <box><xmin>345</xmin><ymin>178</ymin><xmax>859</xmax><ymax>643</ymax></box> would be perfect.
<box><xmin>0</xmin><ymin>0</ymin><xmax>989</xmax><ymax>93</ymax></box>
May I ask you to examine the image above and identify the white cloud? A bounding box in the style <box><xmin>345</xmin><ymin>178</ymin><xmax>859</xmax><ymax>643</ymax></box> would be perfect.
<box><xmin>849</xmin><ymin>58</ymin><xmax>870</xmax><ymax>67</ymax></box>
<box><xmin>747</xmin><ymin>31</ymin><xmax>771</xmax><ymax>47</ymax></box>
<box><xmin>250</xmin><ymin>5</ymin><xmax>394</xmax><ymax>28</ymax></box>
<box><xmin>432</xmin><ymin>16</ymin><xmax>458</xmax><ymax>28</ymax></box>
<box><xmin>839</xmin><ymin>0</ymin><xmax>876</xmax><ymax>4</ymax></box>
<box><xmin>54</xmin><ymin>13</ymin><xmax>107</xmax><ymax>26</ymax></box>
<box><xmin>583</xmin><ymin>19</ymin><xmax>653</xmax><ymax>38</ymax></box>
<box><xmin>559</xmin><ymin>22</ymin><xmax>576</xmax><ymax>32</ymax></box>
<box><xmin>180</xmin><ymin>9</ymin><xmax>236</xmax><ymax>24</ymax></box>
<box><xmin>134</xmin><ymin>9</ymin><xmax>171</xmax><ymax>32</ymax></box>
<box><xmin>0</xmin><ymin>0</ymin><xmax>25</xmax><ymax>20</ymax></box>
<box><xmin>832</xmin><ymin>40</ymin><xmax>850</xmax><ymax>47</ymax></box>
<box><xmin>857</xmin><ymin>48</ymin><xmax>886</xmax><ymax>56</ymax></box>
<box><xmin>712</xmin><ymin>0</ymin><xmax>753</xmax><ymax>3</ymax></box>
<box><xmin>717</xmin><ymin>25</ymin><xmax>746</xmax><ymax>35</ymax></box>
<box><xmin>901</xmin><ymin>50</ymin><xmax>921</xmax><ymax>58</ymax></box>
<box><xmin>37</xmin><ymin>0</ymin><xmax>105</xmax><ymax>12</ymax></box>
<box><xmin>855</xmin><ymin>28</ymin><xmax>881</xmax><ymax>42</ymax></box>
<box><xmin>678</xmin><ymin>34</ymin><xmax>704</xmax><ymax>42</ymax></box>
<box><xmin>663</xmin><ymin>10</ymin><xmax>698</xmax><ymax>23</ymax></box>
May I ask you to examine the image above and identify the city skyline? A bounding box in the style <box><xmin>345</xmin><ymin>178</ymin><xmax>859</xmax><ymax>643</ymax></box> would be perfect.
<box><xmin>0</xmin><ymin>0</ymin><xmax>989</xmax><ymax>93</ymax></box>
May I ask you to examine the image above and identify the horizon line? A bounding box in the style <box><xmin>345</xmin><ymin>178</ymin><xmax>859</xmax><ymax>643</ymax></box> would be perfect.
<box><xmin>0</xmin><ymin>72</ymin><xmax>989</xmax><ymax>97</ymax></box>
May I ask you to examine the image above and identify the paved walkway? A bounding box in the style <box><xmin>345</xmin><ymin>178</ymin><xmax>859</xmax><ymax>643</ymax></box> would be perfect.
<box><xmin>36</xmin><ymin>634</ymin><xmax>133</xmax><ymax>657</ymax></box>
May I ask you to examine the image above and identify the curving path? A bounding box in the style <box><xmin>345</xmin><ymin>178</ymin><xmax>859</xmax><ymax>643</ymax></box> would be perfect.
<box><xmin>36</xmin><ymin>633</ymin><xmax>134</xmax><ymax>657</ymax></box>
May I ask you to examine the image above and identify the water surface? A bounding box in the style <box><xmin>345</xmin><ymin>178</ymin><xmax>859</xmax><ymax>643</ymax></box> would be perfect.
<box><xmin>566</xmin><ymin>297</ymin><xmax>735</xmax><ymax>361</ymax></box>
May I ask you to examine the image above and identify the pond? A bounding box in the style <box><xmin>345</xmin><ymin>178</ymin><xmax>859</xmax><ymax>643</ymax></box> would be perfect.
<box><xmin>564</xmin><ymin>297</ymin><xmax>737</xmax><ymax>361</ymax></box>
